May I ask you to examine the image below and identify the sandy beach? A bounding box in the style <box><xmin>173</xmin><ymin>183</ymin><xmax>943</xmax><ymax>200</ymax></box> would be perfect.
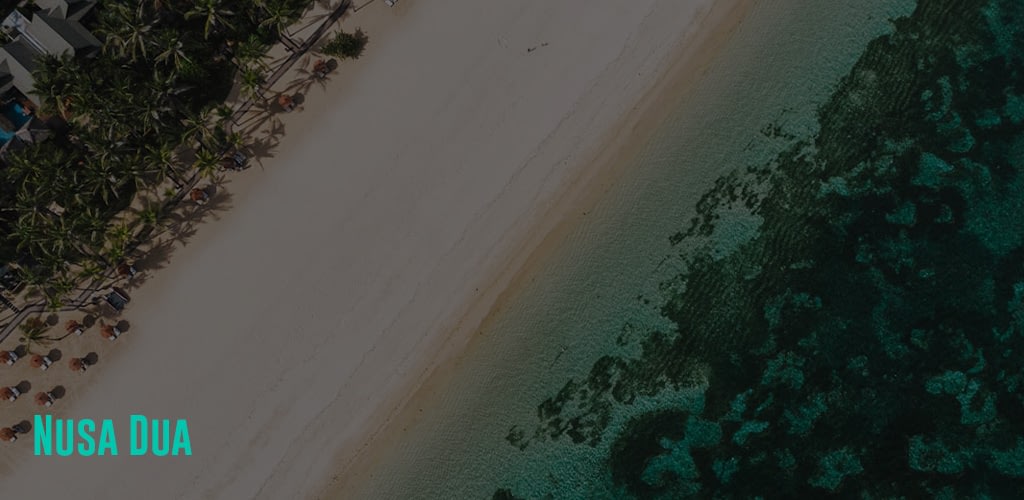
<box><xmin>0</xmin><ymin>0</ymin><xmax>746</xmax><ymax>497</ymax></box>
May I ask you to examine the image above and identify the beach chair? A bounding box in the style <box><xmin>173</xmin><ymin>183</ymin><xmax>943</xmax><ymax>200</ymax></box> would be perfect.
<box><xmin>103</xmin><ymin>287</ymin><xmax>131</xmax><ymax>312</ymax></box>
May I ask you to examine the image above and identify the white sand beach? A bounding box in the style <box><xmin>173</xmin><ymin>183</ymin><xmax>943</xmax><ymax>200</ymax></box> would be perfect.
<box><xmin>0</xmin><ymin>0</ymin><xmax>747</xmax><ymax>497</ymax></box>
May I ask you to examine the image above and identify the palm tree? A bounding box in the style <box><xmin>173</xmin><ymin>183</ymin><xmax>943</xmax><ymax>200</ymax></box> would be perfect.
<box><xmin>70</xmin><ymin>206</ymin><xmax>110</xmax><ymax>262</ymax></box>
<box><xmin>180</xmin><ymin>108</ymin><xmax>216</xmax><ymax>149</ymax></box>
<box><xmin>194</xmin><ymin>148</ymin><xmax>222</xmax><ymax>179</ymax></box>
<box><xmin>30</xmin><ymin>54</ymin><xmax>79</xmax><ymax>119</ymax></box>
<box><xmin>18</xmin><ymin>317</ymin><xmax>55</xmax><ymax>354</ymax></box>
<box><xmin>106</xmin><ymin>221</ymin><xmax>135</xmax><ymax>258</ymax></box>
<box><xmin>258</xmin><ymin>2</ymin><xmax>301</xmax><ymax>41</ymax></box>
<box><xmin>239</xmin><ymin>64</ymin><xmax>266</xmax><ymax>101</ymax></box>
<box><xmin>186</xmin><ymin>0</ymin><xmax>236</xmax><ymax>39</ymax></box>
<box><xmin>145</xmin><ymin>141</ymin><xmax>186</xmax><ymax>187</ymax></box>
<box><xmin>153</xmin><ymin>30</ymin><xmax>194</xmax><ymax>73</ymax></box>
<box><xmin>76</xmin><ymin>259</ymin><xmax>106</xmax><ymax>284</ymax></box>
<box><xmin>45</xmin><ymin>271</ymin><xmax>77</xmax><ymax>311</ymax></box>
<box><xmin>95</xmin><ymin>3</ymin><xmax>155</xmax><ymax>62</ymax></box>
<box><xmin>233</xmin><ymin>34</ymin><xmax>270</xmax><ymax>72</ymax></box>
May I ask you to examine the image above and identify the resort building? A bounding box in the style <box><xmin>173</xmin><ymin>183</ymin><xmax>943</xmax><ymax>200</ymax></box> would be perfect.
<box><xmin>0</xmin><ymin>0</ymin><xmax>98</xmax><ymax>150</ymax></box>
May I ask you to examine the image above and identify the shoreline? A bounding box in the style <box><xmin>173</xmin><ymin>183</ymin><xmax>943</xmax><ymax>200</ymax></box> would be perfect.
<box><xmin>1</xmin><ymin>1</ymin><xmax>753</xmax><ymax>497</ymax></box>
<box><xmin>319</xmin><ymin>0</ymin><xmax>755</xmax><ymax>496</ymax></box>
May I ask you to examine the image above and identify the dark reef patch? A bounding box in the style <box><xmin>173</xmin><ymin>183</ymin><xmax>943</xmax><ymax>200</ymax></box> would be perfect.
<box><xmin>499</xmin><ymin>0</ymin><xmax>1024</xmax><ymax>497</ymax></box>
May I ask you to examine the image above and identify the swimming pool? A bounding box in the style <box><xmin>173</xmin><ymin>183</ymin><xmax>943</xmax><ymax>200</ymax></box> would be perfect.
<box><xmin>1</xmin><ymin>101</ymin><xmax>32</xmax><ymax>129</ymax></box>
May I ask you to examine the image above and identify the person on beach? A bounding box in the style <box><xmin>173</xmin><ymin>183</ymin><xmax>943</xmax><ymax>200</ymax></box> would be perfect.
<box><xmin>100</xmin><ymin>324</ymin><xmax>121</xmax><ymax>341</ymax></box>
<box><xmin>278</xmin><ymin>93</ymin><xmax>296</xmax><ymax>112</ymax></box>
<box><xmin>117</xmin><ymin>262</ymin><xmax>138</xmax><ymax>279</ymax></box>
<box><xmin>30</xmin><ymin>354</ymin><xmax>52</xmax><ymax>371</ymax></box>
<box><xmin>65</xmin><ymin>319</ymin><xmax>85</xmax><ymax>336</ymax></box>
<box><xmin>190</xmin><ymin>188</ymin><xmax>209</xmax><ymax>205</ymax></box>
<box><xmin>2</xmin><ymin>386</ymin><xmax>21</xmax><ymax>402</ymax></box>
<box><xmin>69</xmin><ymin>357</ymin><xmax>87</xmax><ymax>372</ymax></box>
<box><xmin>313</xmin><ymin>59</ymin><xmax>329</xmax><ymax>78</ymax></box>
<box><xmin>34</xmin><ymin>391</ymin><xmax>55</xmax><ymax>407</ymax></box>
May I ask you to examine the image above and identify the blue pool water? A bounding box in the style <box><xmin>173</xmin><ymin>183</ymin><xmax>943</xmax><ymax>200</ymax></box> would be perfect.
<box><xmin>2</xmin><ymin>102</ymin><xmax>32</xmax><ymax>129</ymax></box>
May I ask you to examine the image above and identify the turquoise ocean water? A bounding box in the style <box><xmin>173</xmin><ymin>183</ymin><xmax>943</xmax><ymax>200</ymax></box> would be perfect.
<box><xmin>361</xmin><ymin>0</ymin><xmax>1024</xmax><ymax>497</ymax></box>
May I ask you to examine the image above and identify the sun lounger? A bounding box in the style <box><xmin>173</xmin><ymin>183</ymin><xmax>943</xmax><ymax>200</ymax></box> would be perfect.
<box><xmin>103</xmin><ymin>288</ymin><xmax>130</xmax><ymax>312</ymax></box>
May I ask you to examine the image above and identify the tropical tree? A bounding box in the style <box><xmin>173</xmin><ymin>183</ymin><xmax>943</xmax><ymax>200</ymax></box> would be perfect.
<box><xmin>75</xmin><ymin>259</ymin><xmax>106</xmax><ymax>284</ymax></box>
<box><xmin>46</xmin><ymin>271</ymin><xmax>77</xmax><ymax>311</ymax></box>
<box><xmin>239</xmin><ymin>64</ymin><xmax>266</xmax><ymax>101</ymax></box>
<box><xmin>186</xmin><ymin>0</ymin><xmax>235</xmax><ymax>39</ymax></box>
<box><xmin>322</xmin><ymin>29</ymin><xmax>369</xmax><ymax>60</ymax></box>
<box><xmin>95</xmin><ymin>3</ymin><xmax>156</xmax><ymax>62</ymax></box>
<box><xmin>180</xmin><ymin>108</ymin><xmax>216</xmax><ymax>149</ymax></box>
<box><xmin>18</xmin><ymin>317</ymin><xmax>55</xmax><ymax>354</ymax></box>
<box><xmin>194</xmin><ymin>148</ymin><xmax>223</xmax><ymax>179</ymax></box>
<box><xmin>106</xmin><ymin>221</ymin><xmax>135</xmax><ymax>257</ymax></box>
<box><xmin>30</xmin><ymin>54</ymin><xmax>79</xmax><ymax>119</ymax></box>
<box><xmin>69</xmin><ymin>206</ymin><xmax>110</xmax><ymax>261</ymax></box>
<box><xmin>233</xmin><ymin>34</ymin><xmax>270</xmax><ymax>72</ymax></box>
<box><xmin>257</xmin><ymin>1</ymin><xmax>302</xmax><ymax>41</ymax></box>
<box><xmin>145</xmin><ymin>140</ymin><xmax>186</xmax><ymax>187</ymax></box>
<box><xmin>154</xmin><ymin>32</ymin><xmax>192</xmax><ymax>72</ymax></box>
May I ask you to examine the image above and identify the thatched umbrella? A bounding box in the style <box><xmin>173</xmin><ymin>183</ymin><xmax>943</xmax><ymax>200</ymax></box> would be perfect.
<box><xmin>69</xmin><ymin>357</ymin><xmax>87</xmax><ymax>372</ymax></box>
<box><xmin>100</xmin><ymin>325</ymin><xmax>120</xmax><ymax>341</ymax></box>
<box><xmin>30</xmin><ymin>355</ymin><xmax>52</xmax><ymax>370</ymax></box>
<box><xmin>34</xmin><ymin>392</ymin><xmax>54</xmax><ymax>407</ymax></box>
<box><xmin>0</xmin><ymin>350</ymin><xmax>17</xmax><ymax>365</ymax></box>
<box><xmin>1</xmin><ymin>387</ymin><xmax>20</xmax><ymax>402</ymax></box>
<box><xmin>0</xmin><ymin>427</ymin><xmax>15</xmax><ymax>442</ymax></box>
<box><xmin>65</xmin><ymin>319</ymin><xmax>85</xmax><ymax>336</ymax></box>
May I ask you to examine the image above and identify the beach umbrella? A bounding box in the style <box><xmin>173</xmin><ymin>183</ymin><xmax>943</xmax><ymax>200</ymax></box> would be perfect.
<box><xmin>0</xmin><ymin>427</ymin><xmax>15</xmax><ymax>442</ymax></box>
<box><xmin>30</xmin><ymin>355</ymin><xmax>52</xmax><ymax>370</ymax></box>
<box><xmin>100</xmin><ymin>325</ymin><xmax>119</xmax><ymax>341</ymax></box>
<box><xmin>69</xmin><ymin>358</ymin><xmax>86</xmax><ymax>372</ymax></box>
<box><xmin>1</xmin><ymin>387</ymin><xmax>20</xmax><ymax>401</ymax></box>
<box><xmin>65</xmin><ymin>320</ymin><xmax>84</xmax><ymax>336</ymax></box>
<box><xmin>0</xmin><ymin>350</ymin><xmax>17</xmax><ymax>365</ymax></box>
<box><xmin>34</xmin><ymin>392</ymin><xmax>54</xmax><ymax>407</ymax></box>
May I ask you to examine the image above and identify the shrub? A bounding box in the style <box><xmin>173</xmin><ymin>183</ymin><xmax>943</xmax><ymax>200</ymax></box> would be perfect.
<box><xmin>323</xmin><ymin>29</ymin><xmax>369</xmax><ymax>59</ymax></box>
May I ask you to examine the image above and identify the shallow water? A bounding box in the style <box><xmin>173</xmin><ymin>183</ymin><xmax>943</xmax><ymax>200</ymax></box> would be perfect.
<box><xmin>359</xmin><ymin>0</ymin><xmax>1024</xmax><ymax>497</ymax></box>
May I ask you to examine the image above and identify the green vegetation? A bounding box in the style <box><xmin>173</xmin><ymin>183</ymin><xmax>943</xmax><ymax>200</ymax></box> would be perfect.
<box><xmin>17</xmin><ymin>316</ymin><xmax>53</xmax><ymax>353</ymax></box>
<box><xmin>0</xmin><ymin>0</ymin><xmax>310</xmax><ymax>301</ymax></box>
<box><xmin>322</xmin><ymin>28</ymin><xmax>368</xmax><ymax>60</ymax></box>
